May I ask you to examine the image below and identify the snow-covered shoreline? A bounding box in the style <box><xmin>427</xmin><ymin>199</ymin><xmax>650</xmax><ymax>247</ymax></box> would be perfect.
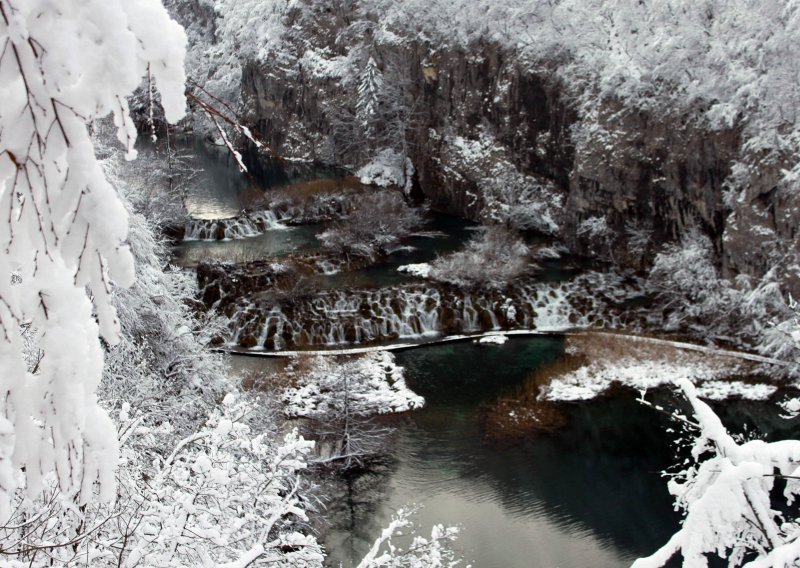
<box><xmin>220</xmin><ymin>329</ymin><xmax>791</xmax><ymax>403</ymax></box>
<box><xmin>540</xmin><ymin>332</ymin><xmax>788</xmax><ymax>402</ymax></box>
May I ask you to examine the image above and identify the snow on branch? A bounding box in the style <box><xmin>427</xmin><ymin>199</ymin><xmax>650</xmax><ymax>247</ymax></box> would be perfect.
<box><xmin>635</xmin><ymin>379</ymin><xmax>800</xmax><ymax>567</ymax></box>
<box><xmin>0</xmin><ymin>0</ymin><xmax>185</xmax><ymax>521</ymax></box>
<box><xmin>356</xmin><ymin>507</ymin><xmax>462</xmax><ymax>568</ymax></box>
<box><xmin>185</xmin><ymin>80</ymin><xmax>280</xmax><ymax>174</ymax></box>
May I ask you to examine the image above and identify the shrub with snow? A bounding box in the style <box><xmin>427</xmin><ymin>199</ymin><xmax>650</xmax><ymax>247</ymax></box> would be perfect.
<box><xmin>428</xmin><ymin>225</ymin><xmax>533</xmax><ymax>290</ymax></box>
<box><xmin>481</xmin><ymin>162</ymin><xmax>563</xmax><ymax>235</ymax></box>
<box><xmin>281</xmin><ymin>351</ymin><xmax>423</xmax><ymax>472</ymax></box>
<box><xmin>317</xmin><ymin>190</ymin><xmax>423</xmax><ymax>261</ymax></box>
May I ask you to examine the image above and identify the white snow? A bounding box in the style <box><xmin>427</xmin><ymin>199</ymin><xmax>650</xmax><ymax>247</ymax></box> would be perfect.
<box><xmin>541</xmin><ymin>335</ymin><xmax>781</xmax><ymax>403</ymax></box>
<box><xmin>694</xmin><ymin>380</ymin><xmax>776</xmax><ymax>401</ymax></box>
<box><xmin>633</xmin><ymin>379</ymin><xmax>800</xmax><ymax>567</ymax></box>
<box><xmin>398</xmin><ymin>263</ymin><xmax>432</xmax><ymax>278</ymax></box>
<box><xmin>282</xmin><ymin>351</ymin><xmax>424</xmax><ymax>417</ymax></box>
<box><xmin>357</xmin><ymin>148</ymin><xmax>414</xmax><ymax>191</ymax></box>
<box><xmin>0</xmin><ymin>0</ymin><xmax>187</xmax><ymax>519</ymax></box>
<box><xmin>477</xmin><ymin>334</ymin><xmax>509</xmax><ymax>345</ymax></box>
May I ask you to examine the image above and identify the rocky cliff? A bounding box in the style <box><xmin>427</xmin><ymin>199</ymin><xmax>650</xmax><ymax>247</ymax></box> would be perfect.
<box><xmin>172</xmin><ymin>2</ymin><xmax>800</xmax><ymax>297</ymax></box>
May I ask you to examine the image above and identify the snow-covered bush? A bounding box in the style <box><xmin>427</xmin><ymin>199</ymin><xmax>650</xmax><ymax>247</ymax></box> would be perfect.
<box><xmin>481</xmin><ymin>163</ymin><xmax>563</xmax><ymax>235</ymax></box>
<box><xmin>117</xmin><ymin>140</ymin><xmax>197</xmax><ymax>229</ymax></box>
<box><xmin>635</xmin><ymin>379</ymin><xmax>800</xmax><ymax>567</ymax></box>
<box><xmin>0</xmin><ymin>392</ymin><xmax>324</xmax><ymax>567</ymax></box>
<box><xmin>576</xmin><ymin>216</ymin><xmax>615</xmax><ymax>259</ymax></box>
<box><xmin>647</xmin><ymin>230</ymin><xmax>800</xmax><ymax>370</ymax></box>
<box><xmin>428</xmin><ymin>225</ymin><xmax>533</xmax><ymax>290</ymax></box>
<box><xmin>760</xmin><ymin>295</ymin><xmax>800</xmax><ymax>373</ymax></box>
<box><xmin>437</xmin><ymin>129</ymin><xmax>565</xmax><ymax>232</ymax></box>
<box><xmin>116</xmin><ymin>393</ymin><xmax>325</xmax><ymax>567</ymax></box>
<box><xmin>317</xmin><ymin>191</ymin><xmax>423</xmax><ymax>261</ymax></box>
<box><xmin>647</xmin><ymin>230</ymin><xmax>740</xmax><ymax>335</ymax></box>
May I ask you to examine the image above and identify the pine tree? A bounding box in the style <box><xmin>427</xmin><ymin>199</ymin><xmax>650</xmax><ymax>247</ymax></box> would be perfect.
<box><xmin>356</xmin><ymin>56</ymin><xmax>384</xmax><ymax>136</ymax></box>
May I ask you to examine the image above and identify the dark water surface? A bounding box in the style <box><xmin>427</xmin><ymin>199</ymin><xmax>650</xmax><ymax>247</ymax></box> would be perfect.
<box><xmin>180</xmin><ymin>138</ymin><xmax>343</xmax><ymax>219</ymax></box>
<box><xmin>196</xmin><ymin>153</ymin><xmax>679</xmax><ymax>566</ymax></box>
<box><xmin>320</xmin><ymin>337</ymin><xmax>682</xmax><ymax>568</ymax></box>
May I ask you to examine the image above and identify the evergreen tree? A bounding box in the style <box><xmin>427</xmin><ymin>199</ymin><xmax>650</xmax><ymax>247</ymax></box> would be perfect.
<box><xmin>356</xmin><ymin>56</ymin><xmax>384</xmax><ymax>136</ymax></box>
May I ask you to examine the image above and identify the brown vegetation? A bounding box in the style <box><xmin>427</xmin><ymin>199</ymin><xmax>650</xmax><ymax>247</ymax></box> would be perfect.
<box><xmin>252</xmin><ymin>176</ymin><xmax>366</xmax><ymax>214</ymax></box>
<box><xmin>482</xmin><ymin>355</ymin><xmax>585</xmax><ymax>443</ymax></box>
<box><xmin>565</xmin><ymin>331</ymin><xmax>773</xmax><ymax>382</ymax></box>
<box><xmin>239</xmin><ymin>367</ymin><xmax>296</xmax><ymax>393</ymax></box>
<box><xmin>482</xmin><ymin>330</ymin><xmax>777</xmax><ymax>444</ymax></box>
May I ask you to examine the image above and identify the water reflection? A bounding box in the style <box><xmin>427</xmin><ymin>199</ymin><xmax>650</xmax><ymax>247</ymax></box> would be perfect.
<box><xmin>321</xmin><ymin>337</ymin><xmax>681</xmax><ymax>568</ymax></box>
<box><xmin>172</xmin><ymin>224</ymin><xmax>322</xmax><ymax>267</ymax></box>
<box><xmin>228</xmin><ymin>326</ymin><xmax>800</xmax><ymax>567</ymax></box>
<box><xmin>180</xmin><ymin>138</ymin><xmax>344</xmax><ymax>220</ymax></box>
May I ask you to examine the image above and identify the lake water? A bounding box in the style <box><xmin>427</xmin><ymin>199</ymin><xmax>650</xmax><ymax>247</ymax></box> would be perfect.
<box><xmin>318</xmin><ymin>337</ymin><xmax>681</xmax><ymax>568</ymax></box>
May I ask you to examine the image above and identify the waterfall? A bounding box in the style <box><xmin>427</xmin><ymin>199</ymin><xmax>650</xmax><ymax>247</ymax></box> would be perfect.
<box><xmin>184</xmin><ymin>220</ymin><xmax>221</xmax><ymax>241</ymax></box>
<box><xmin>217</xmin><ymin>272</ymin><xmax>647</xmax><ymax>351</ymax></box>
<box><xmin>183</xmin><ymin>209</ymin><xmax>288</xmax><ymax>241</ymax></box>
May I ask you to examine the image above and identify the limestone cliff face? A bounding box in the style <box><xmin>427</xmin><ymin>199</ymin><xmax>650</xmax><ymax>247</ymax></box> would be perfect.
<box><xmin>241</xmin><ymin>38</ymin><xmax>574</xmax><ymax>220</ymax></box>
<box><xmin>564</xmin><ymin>110</ymin><xmax>739</xmax><ymax>265</ymax></box>
<box><xmin>406</xmin><ymin>48</ymin><xmax>574</xmax><ymax>221</ymax></box>
<box><xmin>210</xmin><ymin>8</ymin><xmax>798</xmax><ymax>293</ymax></box>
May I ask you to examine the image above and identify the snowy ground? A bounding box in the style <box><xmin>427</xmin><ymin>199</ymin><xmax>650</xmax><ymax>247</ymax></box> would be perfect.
<box><xmin>541</xmin><ymin>359</ymin><xmax>778</xmax><ymax>402</ymax></box>
<box><xmin>540</xmin><ymin>332</ymin><xmax>785</xmax><ymax>402</ymax></box>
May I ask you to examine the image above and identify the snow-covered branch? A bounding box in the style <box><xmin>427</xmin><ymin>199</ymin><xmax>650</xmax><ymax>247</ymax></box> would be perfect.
<box><xmin>0</xmin><ymin>0</ymin><xmax>185</xmax><ymax>520</ymax></box>
<box><xmin>636</xmin><ymin>379</ymin><xmax>800</xmax><ymax>567</ymax></box>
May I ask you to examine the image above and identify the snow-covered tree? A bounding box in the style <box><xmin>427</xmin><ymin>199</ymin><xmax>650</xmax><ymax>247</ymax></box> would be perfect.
<box><xmin>356</xmin><ymin>56</ymin><xmax>385</xmax><ymax>136</ymax></box>
<box><xmin>0</xmin><ymin>0</ymin><xmax>185</xmax><ymax>520</ymax></box>
<box><xmin>480</xmin><ymin>164</ymin><xmax>563</xmax><ymax>235</ymax></box>
<box><xmin>427</xmin><ymin>225</ymin><xmax>532</xmax><ymax>290</ymax></box>
<box><xmin>99</xmin><ymin>149</ymin><xmax>229</xmax><ymax>436</ymax></box>
<box><xmin>635</xmin><ymin>379</ymin><xmax>800</xmax><ymax>568</ymax></box>
<box><xmin>282</xmin><ymin>352</ymin><xmax>424</xmax><ymax>471</ymax></box>
<box><xmin>317</xmin><ymin>191</ymin><xmax>423</xmax><ymax>261</ymax></box>
<box><xmin>282</xmin><ymin>352</ymin><xmax>425</xmax><ymax>420</ymax></box>
<box><xmin>115</xmin><ymin>393</ymin><xmax>325</xmax><ymax>568</ymax></box>
<box><xmin>647</xmin><ymin>230</ymin><xmax>798</xmax><ymax>367</ymax></box>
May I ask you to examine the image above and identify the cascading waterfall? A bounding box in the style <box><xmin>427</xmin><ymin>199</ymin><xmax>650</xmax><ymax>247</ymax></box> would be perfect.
<box><xmin>215</xmin><ymin>270</ymin><xmax>647</xmax><ymax>351</ymax></box>
<box><xmin>184</xmin><ymin>209</ymin><xmax>289</xmax><ymax>241</ymax></box>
